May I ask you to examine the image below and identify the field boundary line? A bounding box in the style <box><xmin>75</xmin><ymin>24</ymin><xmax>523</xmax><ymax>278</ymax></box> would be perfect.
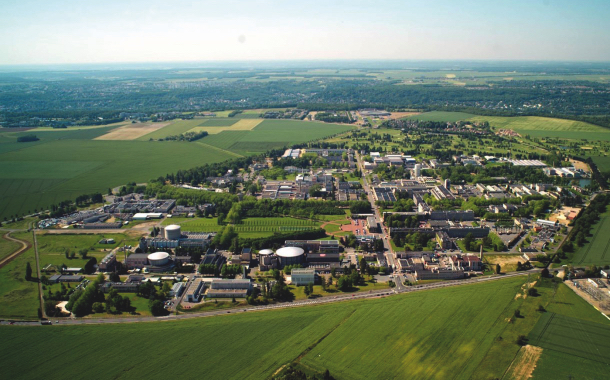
<box><xmin>194</xmin><ymin>141</ymin><xmax>243</xmax><ymax>158</ymax></box>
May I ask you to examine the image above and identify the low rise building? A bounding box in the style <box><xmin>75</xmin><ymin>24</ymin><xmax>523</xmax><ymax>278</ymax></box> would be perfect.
<box><xmin>206</xmin><ymin>279</ymin><xmax>252</xmax><ymax>298</ymax></box>
<box><xmin>291</xmin><ymin>268</ymin><xmax>316</xmax><ymax>286</ymax></box>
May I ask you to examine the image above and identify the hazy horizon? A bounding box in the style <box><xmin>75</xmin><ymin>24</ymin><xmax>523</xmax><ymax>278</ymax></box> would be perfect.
<box><xmin>1</xmin><ymin>0</ymin><xmax>609</xmax><ymax>65</ymax></box>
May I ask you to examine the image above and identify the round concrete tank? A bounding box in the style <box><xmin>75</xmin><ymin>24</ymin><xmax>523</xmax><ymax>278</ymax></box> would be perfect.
<box><xmin>148</xmin><ymin>251</ymin><xmax>170</xmax><ymax>266</ymax></box>
<box><xmin>276</xmin><ymin>247</ymin><xmax>305</xmax><ymax>267</ymax></box>
<box><xmin>165</xmin><ymin>224</ymin><xmax>181</xmax><ymax>240</ymax></box>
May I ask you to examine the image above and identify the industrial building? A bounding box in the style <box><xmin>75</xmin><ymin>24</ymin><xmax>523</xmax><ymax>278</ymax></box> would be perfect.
<box><xmin>206</xmin><ymin>279</ymin><xmax>252</xmax><ymax>298</ymax></box>
<box><xmin>124</xmin><ymin>251</ymin><xmax>175</xmax><ymax>272</ymax></box>
<box><xmin>48</xmin><ymin>275</ymin><xmax>84</xmax><ymax>283</ymax></box>
<box><xmin>291</xmin><ymin>268</ymin><xmax>316</xmax><ymax>286</ymax></box>
<box><xmin>140</xmin><ymin>225</ymin><xmax>215</xmax><ymax>250</ymax></box>
<box><xmin>258</xmin><ymin>249</ymin><xmax>278</xmax><ymax>271</ymax></box>
<box><xmin>284</xmin><ymin>240</ymin><xmax>341</xmax><ymax>253</ymax></box>
<box><xmin>185</xmin><ymin>278</ymin><xmax>205</xmax><ymax>302</ymax></box>
<box><xmin>170</xmin><ymin>282</ymin><xmax>185</xmax><ymax>297</ymax></box>
<box><xmin>306</xmin><ymin>253</ymin><xmax>341</xmax><ymax>272</ymax></box>
<box><xmin>98</xmin><ymin>252</ymin><xmax>117</xmax><ymax>272</ymax></box>
<box><xmin>101</xmin><ymin>282</ymin><xmax>139</xmax><ymax>293</ymax></box>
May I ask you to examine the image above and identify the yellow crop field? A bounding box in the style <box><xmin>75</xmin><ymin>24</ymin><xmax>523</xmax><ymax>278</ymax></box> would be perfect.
<box><xmin>94</xmin><ymin>122</ymin><xmax>170</xmax><ymax>140</ymax></box>
<box><xmin>188</xmin><ymin>119</ymin><xmax>263</xmax><ymax>134</ymax></box>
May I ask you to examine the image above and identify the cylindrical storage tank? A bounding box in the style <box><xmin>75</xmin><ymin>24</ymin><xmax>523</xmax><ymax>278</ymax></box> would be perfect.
<box><xmin>165</xmin><ymin>224</ymin><xmax>181</xmax><ymax>240</ymax></box>
<box><xmin>148</xmin><ymin>251</ymin><xmax>170</xmax><ymax>266</ymax></box>
<box><xmin>258</xmin><ymin>249</ymin><xmax>274</xmax><ymax>256</ymax></box>
<box><xmin>276</xmin><ymin>247</ymin><xmax>305</xmax><ymax>267</ymax></box>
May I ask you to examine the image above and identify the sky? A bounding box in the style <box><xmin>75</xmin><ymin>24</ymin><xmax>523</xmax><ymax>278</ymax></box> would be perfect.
<box><xmin>0</xmin><ymin>0</ymin><xmax>609</xmax><ymax>65</ymax></box>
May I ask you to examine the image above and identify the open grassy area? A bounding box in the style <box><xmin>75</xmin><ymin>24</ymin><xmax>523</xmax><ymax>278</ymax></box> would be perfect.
<box><xmin>572</xmin><ymin>206</ymin><xmax>610</xmax><ymax>266</ymax></box>
<box><xmin>36</xmin><ymin>233</ymin><xmax>138</xmax><ymax>269</ymax></box>
<box><xmin>402</xmin><ymin>111</ymin><xmax>478</xmax><ymax>122</ymax></box>
<box><xmin>400</xmin><ymin>112</ymin><xmax>610</xmax><ymax>141</ymax></box>
<box><xmin>163</xmin><ymin>216</ymin><xmax>321</xmax><ymax>238</ymax></box>
<box><xmin>468</xmin><ymin>115</ymin><xmax>610</xmax><ymax>141</ymax></box>
<box><xmin>0</xmin><ymin>233</ymin><xmax>21</xmax><ymax>261</ymax></box>
<box><xmin>0</xmin><ymin>232</ymin><xmax>39</xmax><ymax>319</ymax></box>
<box><xmin>483</xmin><ymin>254</ymin><xmax>526</xmax><ymax>273</ymax></box>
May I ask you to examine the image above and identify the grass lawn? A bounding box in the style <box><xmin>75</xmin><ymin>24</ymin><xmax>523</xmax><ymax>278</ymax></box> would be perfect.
<box><xmin>483</xmin><ymin>254</ymin><xmax>527</xmax><ymax>273</ymax></box>
<box><xmin>0</xmin><ymin>232</ymin><xmax>39</xmax><ymax>319</ymax></box>
<box><xmin>0</xmin><ymin>233</ymin><xmax>21</xmax><ymax>261</ymax></box>
<box><xmin>1</xmin><ymin>217</ymin><xmax>36</xmax><ymax>230</ymax></box>
<box><xmin>163</xmin><ymin>216</ymin><xmax>322</xmax><ymax>238</ymax></box>
<box><xmin>36</xmin><ymin>233</ymin><xmax>136</xmax><ymax>269</ymax></box>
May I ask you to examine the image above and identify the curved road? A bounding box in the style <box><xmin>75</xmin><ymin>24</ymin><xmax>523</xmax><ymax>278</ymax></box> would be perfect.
<box><xmin>0</xmin><ymin>231</ymin><xmax>32</xmax><ymax>269</ymax></box>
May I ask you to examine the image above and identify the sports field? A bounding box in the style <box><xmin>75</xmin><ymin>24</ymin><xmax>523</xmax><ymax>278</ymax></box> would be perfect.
<box><xmin>572</xmin><ymin>206</ymin><xmax>610</xmax><ymax>265</ymax></box>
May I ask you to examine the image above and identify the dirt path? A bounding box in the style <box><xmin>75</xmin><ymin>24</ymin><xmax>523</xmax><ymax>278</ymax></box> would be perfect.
<box><xmin>503</xmin><ymin>345</ymin><xmax>543</xmax><ymax>380</ymax></box>
<box><xmin>0</xmin><ymin>231</ymin><xmax>31</xmax><ymax>269</ymax></box>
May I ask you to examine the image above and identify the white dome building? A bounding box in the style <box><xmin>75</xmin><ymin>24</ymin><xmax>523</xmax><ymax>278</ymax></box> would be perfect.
<box><xmin>258</xmin><ymin>249</ymin><xmax>274</xmax><ymax>256</ymax></box>
<box><xmin>276</xmin><ymin>247</ymin><xmax>305</xmax><ymax>266</ymax></box>
<box><xmin>164</xmin><ymin>225</ymin><xmax>182</xmax><ymax>240</ymax></box>
<box><xmin>148</xmin><ymin>251</ymin><xmax>170</xmax><ymax>266</ymax></box>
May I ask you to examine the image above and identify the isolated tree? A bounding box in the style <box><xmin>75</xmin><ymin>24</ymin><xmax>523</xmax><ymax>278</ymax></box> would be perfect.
<box><xmin>109</xmin><ymin>272</ymin><xmax>120</xmax><ymax>282</ymax></box>
<box><xmin>25</xmin><ymin>262</ymin><xmax>33</xmax><ymax>281</ymax></box>
<box><xmin>304</xmin><ymin>285</ymin><xmax>311</xmax><ymax>298</ymax></box>
<box><xmin>360</xmin><ymin>257</ymin><xmax>368</xmax><ymax>274</ymax></box>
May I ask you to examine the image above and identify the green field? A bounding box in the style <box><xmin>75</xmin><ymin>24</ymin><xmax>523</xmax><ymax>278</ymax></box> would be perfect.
<box><xmin>0</xmin><ymin>119</ymin><xmax>353</xmax><ymax>221</ymax></box>
<box><xmin>0</xmin><ymin>139</ymin><xmax>235</xmax><ymax>221</ymax></box>
<box><xmin>0</xmin><ymin>232</ymin><xmax>39</xmax><ymax>319</ymax></box>
<box><xmin>528</xmin><ymin>313</ymin><xmax>610</xmax><ymax>380</ymax></box>
<box><xmin>36</xmin><ymin>233</ymin><xmax>138</xmax><ymax>269</ymax></box>
<box><xmin>199</xmin><ymin>118</ymin><xmax>239</xmax><ymax>127</ymax></box>
<box><xmin>572</xmin><ymin>206</ymin><xmax>610</xmax><ymax>265</ymax></box>
<box><xmin>0</xmin><ymin>233</ymin><xmax>21</xmax><ymax>261</ymax></box>
<box><xmin>163</xmin><ymin>217</ymin><xmax>321</xmax><ymax>238</ymax></box>
<box><xmin>401</xmin><ymin>112</ymin><xmax>610</xmax><ymax>141</ymax></box>
<box><xmin>468</xmin><ymin>115</ymin><xmax>610</xmax><ymax>141</ymax></box>
<box><xmin>403</xmin><ymin>111</ymin><xmax>478</xmax><ymax>122</ymax></box>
